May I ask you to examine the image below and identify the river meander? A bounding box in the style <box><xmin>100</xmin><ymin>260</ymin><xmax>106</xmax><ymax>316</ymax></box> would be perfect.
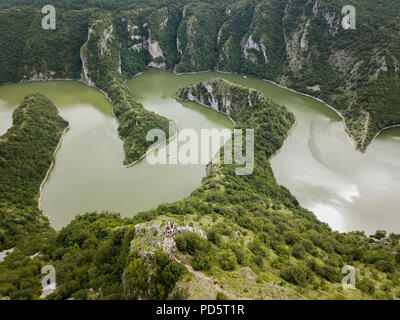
<box><xmin>0</xmin><ymin>69</ymin><xmax>399</xmax><ymax>234</ymax></box>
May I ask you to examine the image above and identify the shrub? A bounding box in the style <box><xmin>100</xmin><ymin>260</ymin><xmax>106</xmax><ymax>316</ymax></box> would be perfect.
<box><xmin>275</xmin><ymin>245</ymin><xmax>290</xmax><ymax>258</ymax></box>
<box><xmin>292</xmin><ymin>243</ymin><xmax>306</xmax><ymax>259</ymax></box>
<box><xmin>175</xmin><ymin>232</ymin><xmax>211</xmax><ymax>255</ymax></box>
<box><xmin>216</xmin><ymin>291</ymin><xmax>228</xmax><ymax>300</ymax></box>
<box><xmin>371</xmin><ymin>230</ymin><xmax>386</xmax><ymax>240</ymax></box>
<box><xmin>358</xmin><ymin>278</ymin><xmax>375</xmax><ymax>295</ymax></box>
<box><xmin>252</xmin><ymin>255</ymin><xmax>264</xmax><ymax>269</ymax></box>
<box><xmin>207</xmin><ymin>229</ymin><xmax>222</xmax><ymax>245</ymax></box>
<box><xmin>217</xmin><ymin>249</ymin><xmax>238</xmax><ymax>271</ymax></box>
<box><xmin>283</xmin><ymin>230</ymin><xmax>301</xmax><ymax>245</ymax></box>
<box><xmin>191</xmin><ymin>253</ymin><xmax>212</xmax><ymax>271</ymax></box>
<box><xmin>315</xmin><ymin>264</ymin><xmax>341</xmax><ymax>283</ymax></box>
<box><xmin>225</xmin><ymin>244</ymin><xmax>245</xmax><ymax>265</ymax></box>
<box><xmin>124</xmin><ymin>258</ymin><xmax>149</xmax><ymax>299</ymax></box>
<box><xmin>248</xmin><ymin>239</ymin><xmax>267</xmax><ymax>257</ymax></box>
<box><xmin>375</xmin><ymin>260</ymin><xmax>396</xmax><ymax>273</ymax></box>
<box><xmin>153</xmin><ymin>250</ymin><xmax>186</xmax><ymax>299</ymax></box>
<box><xmin>280</xmin><ymin>263</ymin><xmax>309</xmax><ymax>286</ymax></box>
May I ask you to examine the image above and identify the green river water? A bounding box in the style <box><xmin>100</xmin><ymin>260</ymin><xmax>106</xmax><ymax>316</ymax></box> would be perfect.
<box><xmin>0</xmin><ymin>69</ymin><xmax>399</xmax><ymax>234</ymax></box>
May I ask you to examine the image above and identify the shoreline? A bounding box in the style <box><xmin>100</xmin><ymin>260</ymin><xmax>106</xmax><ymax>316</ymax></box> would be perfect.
<box><xmin>268</xmin><ymin>119</ymin><xmax>297</xmax><ymax>161</ymax></box>
<box><xmin>175</xmin><ymin>91</ymin><xmax>297</xmax><ymax>162</ymax></box>
<box><xmin>5</xmin><ymin>70</ymin><xmax>400</xmax><ymax>219</ymax></box>
<box><xmin>81</xmin><ymin>80</ymin><xmax>179</xmax><ymax>169</ymax></box>
<box><xmin>369</xmin><ymin>124</ymin><xmax>400</xmax><ymax>145</ymax></box>
<box><xmin>122</xmin><ymin>121</ymin><xmax>179</xmax><ymax>168</ymax></box>
<box><xmin>261</xmin><ymin>78</ymin><xmax>361</xmax><ymax>151</ymax></box>
<box><xmin>168</xmin><ymin>66</ymin><xmax>400</xmax><ymax>151</ymax></box>
<box><xmin>212</xmin><ymin>69</ymin><xmax>363</xmax><ymax>151</ymax></box>
<box><xmin>38</xmin><ymin>125</ymin><xmax>70</xmax><ymax>212</ymax></box>
<box><xmin>8</xmin><ymin>69</ymin><xmax>400</xmax><ymax>152</ymax></box>
<box><xmin>174</xmin><ymin>95</ymin><xmax>236</xmax><ymax>127</ymax></box>
<box><xmin>1</xmin><ymin>68</ymin><xmax>398</xmax><ymax>236</ymax></box>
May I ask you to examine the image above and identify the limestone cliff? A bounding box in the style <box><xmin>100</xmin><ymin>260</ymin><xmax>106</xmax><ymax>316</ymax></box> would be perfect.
<box><xmin>176</xmin><ymin>78</ymin><xmax>263</xmax><ymax>120</ymax></box>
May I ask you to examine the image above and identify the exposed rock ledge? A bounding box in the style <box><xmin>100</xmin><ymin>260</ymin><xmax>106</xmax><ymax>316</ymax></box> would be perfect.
<box><xmin>175</xmin><ymin>78</ymin><xmax>264</xmax><ymax>123</ymax></box>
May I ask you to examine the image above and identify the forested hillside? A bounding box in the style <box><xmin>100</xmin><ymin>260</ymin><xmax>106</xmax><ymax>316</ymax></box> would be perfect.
<box><xmin>0</xmin><ymin>7</ymin><xmax>89</xmax><ymax>83</ymax></box>
<box><xmin>1</xmin><ymin>81</ymin><xmax>400</xmax><ymax>300</ymax></box>
<box><xmin>0</xmin><ymin>94</ymin><xmax>68</xmax><ymax>250</ymax></box>
<box><xmin>0</xmin><ymin>0</ymin><xmax>400</xmax><ymax>300</ymax></box>
<box><xmin>0</xmin><ymin>0</ymin><xmax>399</xmax><ymax>150</ymax></box>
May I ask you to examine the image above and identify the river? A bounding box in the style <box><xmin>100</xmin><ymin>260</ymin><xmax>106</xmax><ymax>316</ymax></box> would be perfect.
<box><xmin>0</xmin><ymin>69</ymin><xmax>399</xmax><ymax>234</ymax></box>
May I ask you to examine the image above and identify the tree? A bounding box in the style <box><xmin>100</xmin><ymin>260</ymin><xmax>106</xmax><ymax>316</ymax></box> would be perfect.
<box><xmin>191</xmin><ymin>253</ymin><xmax>212</xmax><ymax>271</ymax></box>
<box><xmin>123</xmin><ymin>258</ymin><xmax>148</xmax><ymax>299</ymax></box>
<box><xmin>371</xmin><ymin>230</ymin><xmax>387</xmax><ymax>240</ymax></box>
<box><xmin>217</xmin><ymin>249</ymin><xmax>237</xmax><ymax>271</ymax></box>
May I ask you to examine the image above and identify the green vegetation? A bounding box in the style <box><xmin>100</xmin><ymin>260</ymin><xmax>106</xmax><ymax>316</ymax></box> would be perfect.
<box><xmin>81</xmin><ymin>15</ymin><xmax>172</xmax><ymax>164</ymax></box>
<box><xmin>0</xmin><ymin>94</ymin><xmax>68</xmax><ymax>250</ymax></box>
<box><xmin>1</xmin><ymin>81</ymin><xmax>399</xmax><ymax>300</ymax></box>
<box><xmin>278</xmin><ymin>0</ymin><xmax>400</xmax><ymax>150</ymax></box>
<box><xmin>175</xmin><ymin>3</ymin><xmax>224</xmax><ymax>73</ymax></box>
<box><xmin>0</xmin><ymin>0</ymin><xmax>399</xmax><ymax>300</ymax></box>
<box><xmin>1</xmin><ymin>0</ymin><xmax>399</xmax><ymax>150</ymax></box>
<box><xmin>0</xmin><ymin>7</ymin><xmax>89</xmax><ymax>84</ymax></box>
<box><xmin>170</xmin><ymin>79</ymin><xmax>400</xmax><ymax>299</ymax></box>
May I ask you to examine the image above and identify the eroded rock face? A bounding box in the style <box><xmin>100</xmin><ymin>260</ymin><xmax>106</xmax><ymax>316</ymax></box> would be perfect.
<box><xmin>147</xmin><ymin>36</ymin><xmax>164</xmax><ymax>59</ymax></box>
<box><xmin>22</xmin><ymin>71</ymin><xmax>56</xmax><ymax>81</ymax></box>
<box><xmin>370</xmin><ymin>55</ymin><xmax>388</xmax><ymax>82</ymax></box>
<box><xmin>126</xmin><ymin>20</ymin><xmax>166</xmax><ymax>69</ymax></box>
<box><xmin>99</xmin><ymin>25</ymin><xmax>114</xmax><ymax>56</ymax></box>
<box><xmin>176</xmin><ymin>78</ymin><xmax>264</xmax><ymax>120</ymax></box>
<box><xmin>80</xmin><ymin>27</ymin><xmax>96</xmax><ymax>86</ymax></box>
<box><xmin>7</xmin><ymin>0</ymin><xmax>397</xmax><ymax>153</ymax></box>
<box><xmin>145</xmin><ymin>35</ymin><xmax>166</xmax><ymax>69</ymax></box>
<box><xmin>177</xmin><ymin>78</ymin><xmax>235</xmax><ymax>114</ymax></box>
<box><xmin>131</xmin><ymin>221</ymin><xmax>207</xmax><ymax>255</ymax></box>
<box><xmin>283</xmin><ymin>16</ymin><xmax>311</xmax><ymax>72</ymax></box>
<box><xmin>242</xmin><ymin>35</ymin><xmax>268</xmax><ymax>64</ymax></box>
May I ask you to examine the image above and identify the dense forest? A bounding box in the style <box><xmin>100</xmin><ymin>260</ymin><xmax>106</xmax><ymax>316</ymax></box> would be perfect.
<box><xmin>0</xmin><ymin>94</ymin><xmax>68</xmax><ymax>250</ymax></box>
<box><xmin>0</xmin><ymin>0</ymin><xmax>399</xmax><ymax>300</ymax></box>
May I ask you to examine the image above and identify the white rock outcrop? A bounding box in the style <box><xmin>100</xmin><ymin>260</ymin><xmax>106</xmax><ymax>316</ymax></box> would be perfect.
<box><xmin>99</xmin><ymin>25</ymin><xmax>114</xmax><ymax>56</ymax></box>
<box><xmin>0</xmin><ymin>247</ymin><xmax>14</xmax><ymax>263</ymax></box>
<box><xmin>80</xmin><ymin>27</ymin><xmax>95</xmax><ymax>86</ymax></box>
<box><xmin>307</xmin><ymin>84</ymin><xmax>321</xmax><ymax>91</ymax></box>
<box><xmin>243</xmin><ymin>35</ymin><xmax>268</xmax><ymax>64</ymax></box>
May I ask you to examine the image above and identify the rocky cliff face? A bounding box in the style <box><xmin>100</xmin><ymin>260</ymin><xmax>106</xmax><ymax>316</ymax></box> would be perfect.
<box><xmin>80</xmin><ymin>27</ymin><xmax>95</xmax><ymax>87</ymax></box>
<box><xmin>126</xmin><ymin>20</ymin><xmax>166</xmax><ymax>70</ymax></box>
<box><xmin>176</xmin><ymin>78</ymin><xmax>262</xmax><ymax>119</ymax></box>
<box><xmin>277</xmin><ymin>0</ymin><xmax>400</xmax><ymax>150</ymax></box>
